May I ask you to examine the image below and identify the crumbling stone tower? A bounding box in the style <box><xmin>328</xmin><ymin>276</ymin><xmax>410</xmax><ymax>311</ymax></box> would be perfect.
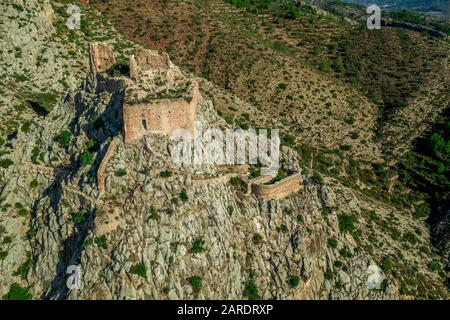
<box><xmin>87</xmin><ymin>43</ymin><xmax>201</xmax><ymax>143</ymax></box>
<box><xmin>123</xmin><ymin>49</ymin><xmax>201</xmax><ymax>142</ymax></box>
<box><xmin>89</xmin><ymin>42</ymin><xmax>116</xmax><ymax>75</ymax></box>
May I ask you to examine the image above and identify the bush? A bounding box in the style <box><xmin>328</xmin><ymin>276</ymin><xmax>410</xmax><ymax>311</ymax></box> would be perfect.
<box><xmin>191</xmin><ymin>239</ymin><xmax>205</xmax><ymax>254</ymax></box>
<box><xmin>115</xmin><ymin>168</ymin><xmax>127</xmax><ymax>177</ymax></box>
<box><xmin>381</xmin><ymin>257</ymin><xmax>392</xmax><ymax>274</ymax></box>
<box><xmin>130</xmin><ymin>262</ymin><xmax>147</xmax><ymax>278</ymax></box>
<box><xmin>282</xmin><ymin>134</ymin><xmax>296</xmax><ymax>147</ymax></box>
<box><xmin>229</xmin><ymin>177</ymin><xmax>247</xmax><ymax>192</ymax></box>
<box><xmin>313</xmin><ymin>172</ymin><xmax>324</xmax><ymax>186</ymax></box>
<box><xmin>344</xmin><ymin>116</ymin><xmax>355</xmax><ymax>125</ymax></box>
<box><xmin>21</xmin><ymin>121</ymin><xmax>32</xmax><ymax>134</ymax></box>
<box><xmin>30</xmin><ymin>179</ymin><xmax>39</xmax><ymax>189</ymax></box>
<box><xmin>14</xmin><ymin>253</ymin><xmax>31</xmax><ymax>280</ymax></box>
<box><xmin>160</xmin><ymin>170</ymin><xmax>173</xmax><ymax>178</ymax></box>
<box><xmin>55</xmin><ymin>130</ymin><xmax>72</xmax><ymax>148</ymax></box>
<box><xmin>327</xmin><ymin>237</ymin><xmax>338</xmax><ymax>249</ymax></box>
<box><xmin>414</xmin><ymin>203</ymin><xmax>431</xmax><ymax>219</ymax></box>
<box><xmin>3</xmin><ymin>283</ymin><xmax>31</xmax><ymax>300</ymax></box>
<box><xmin>252</xmin><ymin>233</ymin><xmax>263</xmax><ymax>245</ymax></box>
<box><xmin>324</xmin><ymin>268</ymin><xmax>334</xmax><ymax>280</ymax></box>
<box><xmin>180</xmin><ymin>189</ymin><xmax>189</xmax><ymax>202</ymax></box>
<box><xmin>94</xmin><ymin>235</ymin><xmax>108</xmax><ymax>249</ymax></box>
<box><xmin>338</xmin><ymin>213</ymin><xmax>357</xmax><ymax>234</ymax></box>
<box><xmin>148</xmin><ymin>206</ymin><xmax>159</xmax><ymax>220</ymax></box>
<box><xmin>288</xmin><ymin>275</ymin><xmax>300</xmax><ymax>288</ymax></box>
<box><xmin>73</xmin><ymin>211</ymin><xmax>86</xmax><ymax>224</ymax></box>
<box><xmin>427</xmin><ymin>260</ymin><xmax>441</xmax><ymax>273</ymax></box>
<box><xmin>0</xmin><ymin>158</ymin><xmax>13</xmax><ymax>168</ymax></box>
<box><xmin>0</xmin><ymin>251</ymin><xmax>8</xmax><ymax>260</ymax></box>
<box><xmin>243</xmin><ymin>279</ymin><xmax>260</xmax><ymax>300</ymax></box>
<box><xmin>15</xmin><ymin>202</ymin><xmax>28</xmax><ymax>216</ymax></box>
<box><xmin>80</xmin><ymin>152</ymin><xmax>94</xmax><ymax>166</ymax></box>
<box><xmin>269</xmin><ymin>168</ymin><xmax>288</xmax><ymax>184</ymax></box>
<box><xmin>188</xmin><ymin>275</ymin><xmax>202</xmax><ymax>291</ymax></box>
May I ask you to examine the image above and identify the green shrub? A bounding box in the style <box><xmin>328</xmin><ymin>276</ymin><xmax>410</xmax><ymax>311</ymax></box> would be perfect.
<box><xmin>344</xmin><ymin>116</ymin><xmax>355</xmax><ymax>125</ymax></box>
<box><xmin>324</xmin><ymin>268</ymin><xmax>334</xmax><ymax>280</ymax></box>
<box><xmin>180</xmin><ymin>189</ymin><xmax>189</xmax><ymax>202</ymax></box>
<box><xmin>0</xmin><ymin>251</ymin><xmax>8</xmax><ymax>260</ymax></box>
<box><xmin>0</xmin><ymin>158</ymin><xmax>13</xmax><ymax>168</ymax></box>
<box><xmin>115</xmin><ymin>168</ymin><xmax>127</xmax><ymax>177</ymax></box>
<box><xmin>288</xmin><ymin>275</ymin><xmax>300</xmax><ymax>288</ymax></box>
<box><xmin>403</xmin><ymin>231</ymin><xmax>418</xmax><ymax>245</ymax></box>
<box><xmin>188</xmin><ymin>275</ymin><xmax>202</xmax><ymax>291</ymax></box>
<box><xmin>160</xmin><ymin>170</ymin><xmax>173</xmax><ymax>177</ymax></box>
<box><xmin>21</xmin><ymin>121</ymin><xmax>32</xmax><ymax>134</ymax></box>
<box><xmin>130</xmin><ymin>262</ymin><xmax>147</xmax><ymax>278</ymax></box>
<box><xmin>94</xmin><ymin>235</ymin><xmax>108</xmax><ymax>249</ymax></box>
<box><xmin>414</xmin><ymin>203</ymin><xmax>431</xmax><ymax>219</ymax></box>
<box><xmin>73</xmin><ymin>211</ymin><xmax>86</xmax><ymax>224</ymax></box>
<box><xmin>313</xmin><ymin>172</ymin><xmax>324</xmax><ymax>186</ymax></box>
<box><xmin>55</xmin><ymin>130</ymin><xmax>72</xmax><ymax>148</ymax></box>
<box><xmin>30</xmin><ymin>179</ymin><xmax>39</xmax><ymax>189</ymax></box>
<box><xmin>338</xmin><ymin>213</ymin><xmax>357</xmax><ymax>234</ymax></box>
<box><xmin>381</xmin><ymin>257</ymin><xmax>392</xmax><ymax>274</ymax></box>
<box><xmin>243</xmin><ymin>279</ymin><xmax>260</xmax><ymax>300</ymax></box>
<box><xmin>282</xmin><ymin>134</ymin><xmax>296</xmax><ymax>147</ymax></box>
<box><xmin>279</xmin><ymin>224</ymin><xmax>289</xmax><ymax>233</ymax></box>
<box><xmin>191</xmin><ymin>239</ymin><xmax>205</xmax><ymax>254</ymax></box>
<box><xmin>269</xmin><ymin>169</ymin><xmax>288</xmax><ymax>184</ymax></box>
<box><xmin>148</xmin><ymin>206</ymin><xmax>159</xmax><ymax>220</ymax></box>
<box><xmin>427</xmin><ymin>260</ymin><xmax>441</xmax><ymax>273</ymax></box>
<box><xmin>229</xmin><ymin>177</ymin><xmax>247</xmax><ymax>192</ymax></box>
<box><xmin>13</xmin><ymin>253</ymin><xmax>32</xmax><ymax>280</ymax></box>
<box><xmin>327</xmin><ymin>237</ymin><xmax>338</xmax><ymax>249</ymax></box>
<box><xmin>80</xmin><ymin>152</ymin><xmax>94</xmax><ymax>166</ymax></box>
<box><xmin>227</xmin><ymin>206</ymin><xmax>234</xmax><ymax>216</ymax></box>
<box><xmin>14</xmin><ymin>202</ymin><xmax>28</xmax><ymax>216</ymax></box>
<box><xmin>252</xmin><ymin>233</ymin><xmax>263</xmax><ymax>245</ymax></box>
<box><xmin>3</xmin><ymin>283</ymin><xmax>31</xmax><ymax>300</ymax></box>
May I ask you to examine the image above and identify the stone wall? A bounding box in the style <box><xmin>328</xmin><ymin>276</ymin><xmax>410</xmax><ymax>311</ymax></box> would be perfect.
<box><xmin>251</xmin><ymin>173</ymin><xmax>303</xmax><ymax>200</ymax></box>
<box><xmin>123</xmin><ymin>82</ymin><xmax>201</xmax><ymax>142</ymax></box>
<box><xmin>129</xmin><ymin>49</ymin><xmax>173</xmax><ymax>80</ymax></box>
<box><xmin>97</xmin><ymin>138</ymin><xmax>120</xmax><ymax>194</ymax></box>
<box><xmin>89</xmin><ymin>42</ymin><xmax>116</xmax><ymax>75</ymax></box>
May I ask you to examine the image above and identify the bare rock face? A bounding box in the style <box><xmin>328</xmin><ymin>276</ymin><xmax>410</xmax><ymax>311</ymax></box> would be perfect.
<box><xmin>321</xmin><ymin>185</ymin><xmax>336</xmax><ymax>208</ymax></box>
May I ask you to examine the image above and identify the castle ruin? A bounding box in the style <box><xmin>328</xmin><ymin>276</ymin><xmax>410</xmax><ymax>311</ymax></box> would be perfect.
<box><xmin>88</xmin><ymin>42</ymin><xmax>201</xmax><ymax>143</ymax></box>
<box><xmin>89</xmin><ymin>43</ymin><xmax>302</xmax><ymax>200</ymax></box>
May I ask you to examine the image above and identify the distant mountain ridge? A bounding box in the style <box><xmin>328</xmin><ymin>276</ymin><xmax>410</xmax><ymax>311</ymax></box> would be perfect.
<box><xmin>341</xmin><ymin>0</ymin><xmax>450</xmax><ymax>16</ymax></box>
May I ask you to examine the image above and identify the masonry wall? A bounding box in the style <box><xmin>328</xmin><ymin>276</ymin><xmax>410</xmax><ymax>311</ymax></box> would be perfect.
<box><xmin>251</xmin><ymin>173</ymin><xmax>302</xmax><ymax>201</ymax></box>
<box><xmin>123</xmin><ymin>83</ymin><xmax>201</xmax><ymax>142</ymax></box>
<box><xmin>97</xmin><ymin>138</ymin><xmax>120</xmax><ymax>194</ymax></box>
<box><xmin>89</xmin><ymin>42</ymin><xmax>116</xmax><ymax>75</ymax></box>
<box><xmin>130</xmin><ymin>50</ymin><xmax>172</xmax><ymax>80</ymax></box>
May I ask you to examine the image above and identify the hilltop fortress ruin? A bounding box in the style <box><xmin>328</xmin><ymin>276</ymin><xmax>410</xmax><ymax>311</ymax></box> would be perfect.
<box><xmin>89</xmin><ymin>42</ymin><xmax>200</xmax><ymax>142</ymax></box>
<box><xmin>89</xmin><ymin>43</ymin><xmax>302</xmax><ymax>200</ymax></box>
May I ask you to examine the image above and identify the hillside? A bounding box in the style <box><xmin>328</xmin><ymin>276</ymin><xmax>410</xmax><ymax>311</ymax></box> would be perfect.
<box><xmin>0</xmin><ymin>0</ymin><xmax>448</xmax><ymax>300</ymax></box>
